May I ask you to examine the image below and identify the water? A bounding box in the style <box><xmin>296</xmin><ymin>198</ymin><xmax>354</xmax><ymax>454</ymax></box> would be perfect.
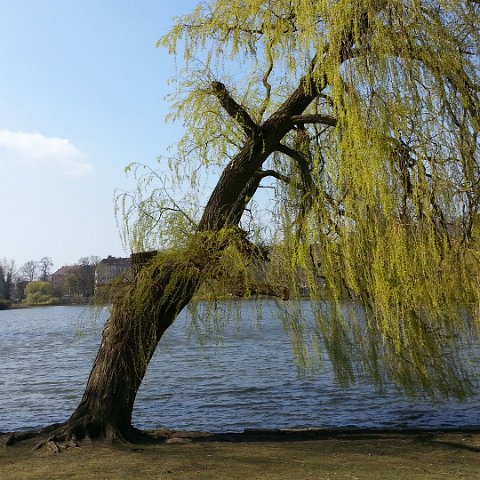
<box><xmin>0</xmin><ymin>302</ymin><xmax>479</xmax><ymax>433</ymax></box>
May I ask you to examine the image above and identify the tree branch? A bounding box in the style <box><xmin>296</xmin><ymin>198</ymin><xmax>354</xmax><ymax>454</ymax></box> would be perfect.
<box><xmin>210</xmin><ymin>81</ymin><xmax>259</xmax><ymax>137</ymax></box>
<box><xmin>290</xmin><ymin>114</ymin><xmax>337</xmax><ymax>127</ymax></box>
<box><xmin>258</xmin><ymin>169</ymin><xmax>291</xmax><ymax>184</ymax></box>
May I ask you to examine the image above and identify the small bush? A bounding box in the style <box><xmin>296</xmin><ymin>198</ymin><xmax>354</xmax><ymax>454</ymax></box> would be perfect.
<box><xmin>23</xmin><ymin>281</ymin><xmax>60</xmax><ymax>305</ymax></box>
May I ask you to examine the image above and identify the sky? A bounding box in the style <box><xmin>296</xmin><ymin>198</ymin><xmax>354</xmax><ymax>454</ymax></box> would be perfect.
<box><xmin>0</xmin><ymin>0</ymin><xmax>199</xmax><ymax>271</ymax></box>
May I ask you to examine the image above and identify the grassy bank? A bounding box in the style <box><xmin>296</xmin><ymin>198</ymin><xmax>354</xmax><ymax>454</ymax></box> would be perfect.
<box><xmin>1</xmin><ymin>430</ymin><xmax>480</xmax><ymax>479</ymax></box>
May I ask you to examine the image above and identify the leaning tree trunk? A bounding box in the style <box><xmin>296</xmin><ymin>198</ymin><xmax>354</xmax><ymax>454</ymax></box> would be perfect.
<box><xmin>50</xmin><ymin>73</ymin><xmax>322</xmax><ymax>443</ymax></box>
<box><xmin>63</xmin><ymin>251</ymin><xmax>201</xmax><ymax>442</ymax></box>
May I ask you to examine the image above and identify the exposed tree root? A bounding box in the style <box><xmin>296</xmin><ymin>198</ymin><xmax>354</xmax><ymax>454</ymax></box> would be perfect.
<box><xmin>34</xmin><ymin>437</ymin><xmax>81</xmax><ymax>454</ymax></box>
<box><xmin>1</xmin><ymin>419</ymin><xmax>152</xmax><ymax>452</ymax></box>
<box><xmin>1</xmin><ymin>423</ymin><xmax>61</xmax><ymax>448</ymax></box>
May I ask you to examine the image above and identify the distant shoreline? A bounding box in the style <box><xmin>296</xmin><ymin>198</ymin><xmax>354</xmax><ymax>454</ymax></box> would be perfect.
<box><xmin>3</xmin><ymin>302</ymin><xmax>103</xmax><ymax>310</ymax></box>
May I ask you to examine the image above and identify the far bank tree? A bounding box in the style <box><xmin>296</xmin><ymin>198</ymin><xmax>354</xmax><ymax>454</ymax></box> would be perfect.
<box><xmin>23</xmin><ymin>281</ymin><xmax>59</xmax><ymax>306</ymax></box>
<box><xmin>0</xmin><ymin>266</ymin><xmax>8</xmax><ymax>308</ymax></box>
<box><xmin>12</xmin><ymin>0</ymin><xmax>480</xmax><ymax>444</ymax></box>
<box><xmin>0</xmin><ymin>259</ymin><xmax>16</xmax><ymax>306</ymax></box>
<box><xmin>38</xmin><ymin>257</ymin><xmax>53</xmax><ymax>282</ymax></box>
<box><xmin>20</xmin><ymin>260</ymin><xmax>38</xmax><ymax>282</ymax></box>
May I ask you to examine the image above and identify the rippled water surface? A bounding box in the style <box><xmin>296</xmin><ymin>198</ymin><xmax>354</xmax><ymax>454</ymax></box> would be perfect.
<box><xmin>1</xmin><ymin>302</ymin><xmax>479</xmax><ymax>433</ymax></box>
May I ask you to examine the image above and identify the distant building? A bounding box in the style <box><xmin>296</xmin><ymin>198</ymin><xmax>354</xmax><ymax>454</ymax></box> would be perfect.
<box><xmin>51</xmin><ymin>264</ymin><xmax>96</xmax><ymax>299</ymax></box>
<box><xmin>95</xmin><ymin>256</ymin><xmax>131</xmax><ymax>290</ymax></box>
<box><xmin>51</xmin><ymin>265</ymin><xmax>78</xmax><ymax>296</ymax></box>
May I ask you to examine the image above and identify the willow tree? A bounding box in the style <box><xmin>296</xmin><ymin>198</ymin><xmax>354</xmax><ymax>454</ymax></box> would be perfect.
<box><xmin>8</xmin><ymin>0</ymin><xmax>479</xmax><ymax>444</ymax></box>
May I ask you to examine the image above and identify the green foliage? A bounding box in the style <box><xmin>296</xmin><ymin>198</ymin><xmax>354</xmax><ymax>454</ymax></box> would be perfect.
<box><xmin>23</xmin><ymin>281</ymin><xmax>60</xmax><ymax>305</ymax></box>
<box><xmin>120</xmin><ymin>0</ymin><xmax>480</xmax><ymax>398</ymax></box>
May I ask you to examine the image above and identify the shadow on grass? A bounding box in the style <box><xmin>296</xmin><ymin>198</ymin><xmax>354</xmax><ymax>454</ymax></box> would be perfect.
<box><xmin>413</xmin><ymin>432</ymin><xmax>480</xmax><ymax>453</ymax></box>
<box><xmin>147</xmin><ymin>426</ymin><xmax>480</xmax><ymax>448</ymax></box>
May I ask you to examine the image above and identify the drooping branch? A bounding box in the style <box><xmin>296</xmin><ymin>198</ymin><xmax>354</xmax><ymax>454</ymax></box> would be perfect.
<box><xmin>179</xmin><ymin>7</ymin><xmax>301</xmax><ymax>38</ymax></box>
<box><xmin>258</xmin><ymin>47</ymin><xmax>274</xmax><ymax>119</ymax></box>
<box><xmin>228</xmin><ymin>282</ymin><xmax>290</xmax><ymax>300</ymax></box>
<box><xmin>210</xmin><ymin>81</ymin><xmax>259</xmax><ymax>137</ymax></box>
<box><xmin>276</xmin><ymin>143</ymin><xmax>315</xmax><ymax>193</ymax></box>
<box><xmin>276</xmin><ymin>142</ymin><xmax>340</xmax><ymax>212</ymax></box>
<box><xmin>389</xmin><ymin>40</ymin><xmax>480</xmax><ymax>128</ymax></box>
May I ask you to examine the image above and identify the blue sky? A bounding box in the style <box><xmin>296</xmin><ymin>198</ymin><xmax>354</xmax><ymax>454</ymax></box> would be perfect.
<box><xmin>0</xmin><ymin>0</ymin><xmax>199</xmax><ymax>271</ymax></box>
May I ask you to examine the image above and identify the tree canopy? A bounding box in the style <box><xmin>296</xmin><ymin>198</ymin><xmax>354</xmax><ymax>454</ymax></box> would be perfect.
<box><xmin>116</xmin><ymin>0</ymin><xmax>480</xmax><ymax>399</ymax></box>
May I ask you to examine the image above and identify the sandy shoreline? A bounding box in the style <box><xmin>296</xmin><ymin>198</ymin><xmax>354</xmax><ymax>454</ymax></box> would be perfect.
<box><xmin>3</xmin><ymin>425</ymin><xmax>480</xmax><ymax>444</ymax></box>
<box><xmin>141</xmin><ymin>425</ymin><xmax>480</xmax><ymax>443</ymax></box>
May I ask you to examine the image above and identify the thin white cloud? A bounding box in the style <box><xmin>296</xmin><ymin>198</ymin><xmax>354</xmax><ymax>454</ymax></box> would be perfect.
<box><xmin>0</xmin><ymin>128</ymin><xmax>93</xmax><ymax>175</ymax></box>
